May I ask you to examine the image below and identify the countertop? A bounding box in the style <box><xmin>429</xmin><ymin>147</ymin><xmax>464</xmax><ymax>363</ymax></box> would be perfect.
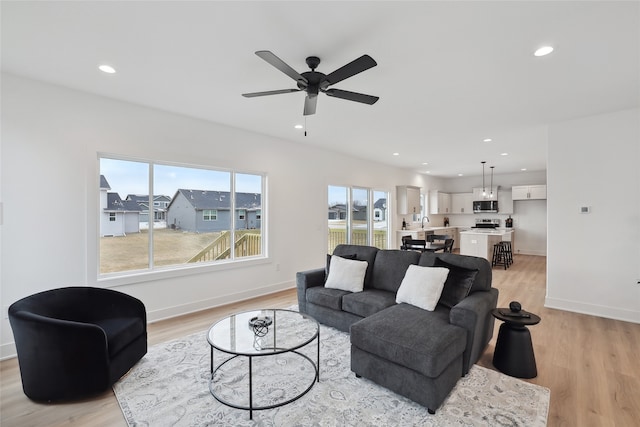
<box><xmin>459</xmin><ymin>229</ymin><xmax>514</xmax><ymax>235</ymax></box>
<box><xmin>397</xmin><ymin>226</ymin><xmax>461</xmax><ymax>232</ymax></box>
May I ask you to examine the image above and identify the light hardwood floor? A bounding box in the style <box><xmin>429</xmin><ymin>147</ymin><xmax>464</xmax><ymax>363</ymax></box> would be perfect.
<box><xmin>1</xmin><ymin>254</ymin><xmax>639</xmax><ymax>426</ymax></box>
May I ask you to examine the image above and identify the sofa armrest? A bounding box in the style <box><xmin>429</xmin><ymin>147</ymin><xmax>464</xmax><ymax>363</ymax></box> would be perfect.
<box><xmin>296</xmin><ymin>268</ymin><xmax>325</xmax><ymax>314</ymax></box>
<box><xmin>449</xmin><ymin>288</ymin><xmax>499</xmax><ymax>375</ymax></box>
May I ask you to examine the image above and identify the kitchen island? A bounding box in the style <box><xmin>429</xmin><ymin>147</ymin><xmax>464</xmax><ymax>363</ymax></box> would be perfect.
<box><xmin>459</xmin><ymin>229</ymin><xmax>514</xmax><ymax>262</ymax></box>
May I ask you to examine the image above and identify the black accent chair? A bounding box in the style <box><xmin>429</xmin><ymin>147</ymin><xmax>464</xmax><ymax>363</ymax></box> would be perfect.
<box><xmin>8</xmin><ymin>287</ymin><xmax>147</xmax><ymax>402</ymax></box>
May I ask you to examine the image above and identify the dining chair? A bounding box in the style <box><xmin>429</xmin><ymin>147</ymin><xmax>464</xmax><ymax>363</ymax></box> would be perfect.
<box><xmin>443</xmin><ymin>238</ymin><xmax>454</xmax><ymax>253</ymax></box>
<box><xmin>404</xmin><ymin>239</ymin><xmax>427</xmax><ymax>252</ymax></box>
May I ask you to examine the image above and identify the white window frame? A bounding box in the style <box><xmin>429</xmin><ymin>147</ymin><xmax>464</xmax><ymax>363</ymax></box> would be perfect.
<box><xmin>97</xmin><ymin>154</ymin><xmax>267</xmax><ymax>284</ymax></box>
<box><xmin>328</xmin><ymin>185</ymin><xmax>390</xmax><ymax>250</ymax></box>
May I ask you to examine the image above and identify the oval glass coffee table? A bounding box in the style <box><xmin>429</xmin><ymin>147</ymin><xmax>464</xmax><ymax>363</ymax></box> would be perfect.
<box><xmin>207</xmin><ymin>309</ymin><xmax>319</xmax><ymax>419</ymax></box>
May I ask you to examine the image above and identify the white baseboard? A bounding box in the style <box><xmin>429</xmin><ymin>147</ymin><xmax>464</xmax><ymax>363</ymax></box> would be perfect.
<box><xmin>0</xmin><ymin>281</ymin><xmax>296</xmax><ymax>361</ymax></box>
<box><xmin>545</xmin><ymin>297</ymin><xmax>640</xmax><ymax>324</ymax></box>
<box><xmin>515</xmin><ymin>249</ymin><xmax>547</xmax><ymax>256</ymax></box>
<box><xmin>146</xmin><ymin>280</ymin><xmax>295</xmax><ymax>323</ymax></box>
<box><xmin>0</xmin><ymin>342</ymin><xmax>16</xmax><ymax>361</ymax></box>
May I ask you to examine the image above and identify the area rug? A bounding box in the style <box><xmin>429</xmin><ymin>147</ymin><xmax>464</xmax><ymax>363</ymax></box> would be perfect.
<box><xmin>114</xmin><ymin>323</ymin><xmax>549</xmax><ymax>426</ymax></box>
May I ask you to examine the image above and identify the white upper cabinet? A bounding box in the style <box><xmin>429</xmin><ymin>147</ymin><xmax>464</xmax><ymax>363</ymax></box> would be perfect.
<box><xmin>512</xmin><ymin>185</ymin><xmax>546</xmax><ymax>200</ymax></box>
<box><xmin>451</xmin><ymin>193</ymin><xmax>473</xmax><ymax>214</ymax></box>
<box><xmin>497</xmin><ymin>191</ymin><xmax>514</xmax><ymax>214</ymax></box>
<box><xmin>396</xmin><ymin>185</ymin><xmax>421</xmax><ymax>215</ymax></box>
<box><xmin>429</xmin><ymin>190</ymin><xmax>451</xmax><ymax>214</ymax></box>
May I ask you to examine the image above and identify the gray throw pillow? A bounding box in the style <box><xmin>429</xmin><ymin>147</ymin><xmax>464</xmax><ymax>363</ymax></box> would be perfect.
<box><xmin>434</xmin><ymin>258</ymin><xmax>478</xmax><ymax>308</ymax></box>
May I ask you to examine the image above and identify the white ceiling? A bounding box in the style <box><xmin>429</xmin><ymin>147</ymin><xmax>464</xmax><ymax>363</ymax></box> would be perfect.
<box><xmin>2</xmin><ymin>1</ymin><xmax>639</xmax><ymax>178</ymax></box>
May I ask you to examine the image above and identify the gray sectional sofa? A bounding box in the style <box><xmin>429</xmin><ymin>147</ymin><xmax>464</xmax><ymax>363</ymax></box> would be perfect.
<box><xmin>296</xmin><ymin>244</ymin><xmax>498</xmax><ymax>413</ymax></box>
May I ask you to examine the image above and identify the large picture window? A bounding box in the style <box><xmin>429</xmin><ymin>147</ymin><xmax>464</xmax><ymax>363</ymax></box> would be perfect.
<box><xmin>328</xmin><ymin>185</ymin><xmax>389</xmax><ymax>253</ymax></box>
<box><xmin>99</xmin><ymin>156</ymin><xmax>265</xmax><ymax>276</ymax></box>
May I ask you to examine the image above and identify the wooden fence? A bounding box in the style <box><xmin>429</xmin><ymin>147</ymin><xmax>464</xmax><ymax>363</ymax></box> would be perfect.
<box><xmin>328</xmin><ymin>228</ymin><xmax>388</xmax><ymax>253</ymax></box>
<box><xmin>188</xmin><ymin>230</ymin><xmax>262</xmax><ymax>263</ymax></box>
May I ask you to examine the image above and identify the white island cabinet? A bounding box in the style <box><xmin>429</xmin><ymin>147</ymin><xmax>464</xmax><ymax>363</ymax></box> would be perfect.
<box><xmin>459</xmin><ymin>229</ymin><xmax>514</xmax><ymax>262</ymax></box>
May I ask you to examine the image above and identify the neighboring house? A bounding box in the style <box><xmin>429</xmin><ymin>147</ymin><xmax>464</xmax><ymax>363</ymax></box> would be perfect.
<box><xmin>166</xmin><ymin>189</ymin><xmax>261</xmax><ymax>232</ymax></box>
<box><xmin>125</xmin><ymin>194</ymin><xmax>172</xmax><ymax>223</ymax></box>
<box><xmin>374</xmin><ymin>198</ymin><xmax>387</xmax><ymax>221</ymax></box>
<box><xmin>100</xmin><ymin>175</ymin><xmax>142</xmax><ymax>236</ymax></box>
<box><xmin>328</xmin><ymin>199</ymin><xmax>387</xmax><ymax>221</ymax></box>
<box><xmin>328</xmin><ymin>204</ymin><xmax>348</xmax><ymax>220</ymax></box>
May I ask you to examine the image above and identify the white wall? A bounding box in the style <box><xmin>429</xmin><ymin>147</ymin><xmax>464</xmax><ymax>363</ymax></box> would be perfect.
<box><xmin>546</xmin><ymin>108</ymin><xmax>640</xmax><ymax>323</ymax></box>
<box><xmin>0</xmin><ymin>74</ymin><xmax>439</xmax><ymax>358</ymax></box>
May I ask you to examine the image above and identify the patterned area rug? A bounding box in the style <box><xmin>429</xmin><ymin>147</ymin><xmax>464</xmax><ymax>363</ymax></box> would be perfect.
<box><xmin>114</xmin><ymin>323</ymin><xmax>549</xmax><ymax>426</ymax></box>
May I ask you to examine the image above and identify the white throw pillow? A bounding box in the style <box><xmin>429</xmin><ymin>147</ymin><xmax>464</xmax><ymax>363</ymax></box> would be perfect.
<box><xmin>324</xmin><ymin>255</ymin><xmax>368</xmax><ymax>292</ymax></box>
<box><xmin>396</xmin><ymin>265</ymin><xmax>450</xmax><ymax>311</ymax></box>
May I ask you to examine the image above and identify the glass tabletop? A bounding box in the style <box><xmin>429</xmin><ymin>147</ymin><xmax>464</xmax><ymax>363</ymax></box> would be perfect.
<box><xmin>207</xmin><ymin>309</ymin><xmax>319</xmax><ymax>356</ymax></box>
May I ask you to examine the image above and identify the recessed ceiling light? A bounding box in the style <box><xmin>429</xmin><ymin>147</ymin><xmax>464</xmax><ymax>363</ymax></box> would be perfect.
<box><xmin>534</xmin><ymin>46</ymin><xmax>554</xmax><ymax>57</ymax></box>
<box><xmin>98</xmin><ymin>64</ymin><xmax>116</xmax><ymax>74</ymax></box>
<box><xmin>425</xmin><ymin>171</ymin><xmax>431</xmax><ymax>174</ymax></box>
<box><xmin>501</xmin><ymin>152</ymin><xmax>509</xmax><ymax>156</ymax></box>
<box><xmin>521</xmin><ymin>168</ymin><xmax>528</xmax><ymax>171</ymax></box>
<box><xmin>483</xmin><ymin>138</ymin><xmax>492</xmax><ymax>142</ymax></box>
<box><xmin>458</xmin><ymin>173</ymin><xmax>464</xmax><ymax>177</ymax></box>
<box><xmin>294</xmin><ymin>124</ymin><xmax>303</xmax><ymax>129</ymax></box>
<box><xmin>422</xmin><ymin>162</ymin><xmax>429</xmax><ymax>165</ymax></box>
<box><xmin>393</xmin><ymin>152</ymin><xmax>400</xmax><ymax>156</ymax></box>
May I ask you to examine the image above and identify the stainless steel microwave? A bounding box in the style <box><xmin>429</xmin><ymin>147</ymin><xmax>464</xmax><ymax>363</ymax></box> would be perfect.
<box><xmin>473</xmin><ymin>200</ymin><xmax>498</xmax><ymax>213</ymax></box>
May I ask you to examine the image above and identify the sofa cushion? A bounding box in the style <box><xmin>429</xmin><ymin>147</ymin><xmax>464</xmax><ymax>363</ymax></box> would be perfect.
<box><xmin>306</xmin><ymin>286</ymin><xmax>351</xmax><ymax>310</ymax></box>
<box><xmin>370</xmin><ymin>250</ymin><xmax>420</xmax><ymax>293</ymax></box>
<box><xmin>325</xmin><ymin>256</ymin><xmax>368</xmax><ymax>292</ymax></box>
<box><xmin>94</xmin><ymin>316</ymin><xmax>145</xmax><ymax>357</ymax></box>
<box><xmin>333</xmin><ymin>245</ymin><xmax>379</xmax><ymax>288</ymax></box>
<box><xmin>419</xmin><ymin>252</ymin><xmax>491</xmax><ymax>293</ymax></box>
<box><xmin>433</xmin><ymin>258</ymin><xmax>478</xmax><ymax>308</ymax></box>
<box><xmin>396</xmin><ymin>265</ymin><xmax>449</xmax><ymax>311</ymax></box>
<box><xmin>342</xmin><ymin>289</ymin><xmax>397</xmax><ymax>318</ymax></box>
<box><xmin>350</xmin><ymin>303</ymin><xmax>466</xmax><ymax>378</ymax></box>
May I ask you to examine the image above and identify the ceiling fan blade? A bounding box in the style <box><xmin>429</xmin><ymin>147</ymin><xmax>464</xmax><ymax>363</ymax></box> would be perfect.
<box><xmin>242</xmin><ymin>89</ymin><xmax>301</xmax><ymax>98</ymax></box>
<box><xmin>255</xmin><ymin>50</ymin><xmax>308</xmax><ymax>84</ymax></box>
<box><xmin>324</xmin><ymin>55</ymin><xmax>377</xmax><ymax>87</ymax></box>
<box><xmin>303</xmin><ymin>94</ymin><xmax>318</xmax><ymax>116</ymax></box>
<box><xmin>324</xmin><ymin>89</ymin><xmax>379</xmax><ymax>105</ymax></box>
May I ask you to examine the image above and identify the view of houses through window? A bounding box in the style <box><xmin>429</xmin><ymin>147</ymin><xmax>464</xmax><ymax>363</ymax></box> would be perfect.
<box><xmin>99</xmin><ymin>157</ymin><xmax>264</xmax><ymax>275</ymax></box>
<box><xmin>328</xmin><ymin>185</ymin><xmax>389</xmax><ymax>253</ymax></box>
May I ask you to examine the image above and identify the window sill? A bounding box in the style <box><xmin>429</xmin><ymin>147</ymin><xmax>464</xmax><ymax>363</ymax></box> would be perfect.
<box><xmin>97</xmin><ymin>256</ymin><xmax>270</xmax><ymax>288</ymax></box>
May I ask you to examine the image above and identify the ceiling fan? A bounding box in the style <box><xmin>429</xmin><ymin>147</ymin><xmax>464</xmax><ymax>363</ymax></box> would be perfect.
<box><xmin>242</xmin><ymin>50</ymin><xmax>379</xmax><ymax>116</ymax></box>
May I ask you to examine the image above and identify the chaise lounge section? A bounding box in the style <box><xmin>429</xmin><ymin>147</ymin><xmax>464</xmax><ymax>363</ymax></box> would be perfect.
<box><xmin>296</xmin><ymin>244</ymin><xmax>498</xmax><ymax>413</ymax></box>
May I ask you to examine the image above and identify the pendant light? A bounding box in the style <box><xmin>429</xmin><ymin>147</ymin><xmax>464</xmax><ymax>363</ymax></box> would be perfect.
<box><xmin>490</xmin><ymin>166</ymin><xmax>495</xmax><ymax>198</ymax></box>
<box><xmin>481</xmin><ymin>161</ymin><xmax>486</xmax><ymax>196</ymax></box>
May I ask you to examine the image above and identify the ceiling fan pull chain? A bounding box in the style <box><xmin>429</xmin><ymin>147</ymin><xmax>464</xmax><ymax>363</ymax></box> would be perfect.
<box><xmin>304</xmin><ymin>116</ymin><xmax>307</xmax><ymax>137</ymax></box>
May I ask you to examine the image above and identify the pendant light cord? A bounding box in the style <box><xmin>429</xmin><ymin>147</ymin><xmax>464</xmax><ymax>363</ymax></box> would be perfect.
<box><xmin>481</xmin><ymin>161</ymin><xmax>486</xmax><ymax>196</ymax></box>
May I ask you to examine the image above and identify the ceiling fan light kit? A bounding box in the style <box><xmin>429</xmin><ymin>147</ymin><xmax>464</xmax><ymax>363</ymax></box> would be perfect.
<box><xmin>242</xmin><ymin>50</ymin><xmax>379</xmax><ymax>116</ymax></box>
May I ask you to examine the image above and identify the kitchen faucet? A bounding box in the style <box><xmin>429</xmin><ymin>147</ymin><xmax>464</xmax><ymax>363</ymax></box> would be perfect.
<box><xmin>421</xmin><ymin>216</ymin><xmax>430</xmax><ymax>229</ymax></box>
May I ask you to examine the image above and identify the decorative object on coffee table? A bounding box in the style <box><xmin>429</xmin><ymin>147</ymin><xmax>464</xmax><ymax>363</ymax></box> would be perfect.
<box><xmin>491</xmin><ymin>302</ymin><xmax>541</xmax><ymax>378</ymax></box>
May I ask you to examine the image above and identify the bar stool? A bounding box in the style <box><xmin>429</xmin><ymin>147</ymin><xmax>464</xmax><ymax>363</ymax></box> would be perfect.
<box><xmin>502</xmin><ymin>241</ymin><xmax>513</xmax><ymax>266</ymax></box>
<box><xmin>492</xmin><ymin>242</ymin><xmax>509</xmax><ymax>269</ymax></box>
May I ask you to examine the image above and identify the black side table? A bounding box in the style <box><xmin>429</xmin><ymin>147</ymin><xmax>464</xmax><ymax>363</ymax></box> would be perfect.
<box><xmin>491</xmin><ymin>308</ymin><xmax>541</xmax><ymax>379</ymax></box>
